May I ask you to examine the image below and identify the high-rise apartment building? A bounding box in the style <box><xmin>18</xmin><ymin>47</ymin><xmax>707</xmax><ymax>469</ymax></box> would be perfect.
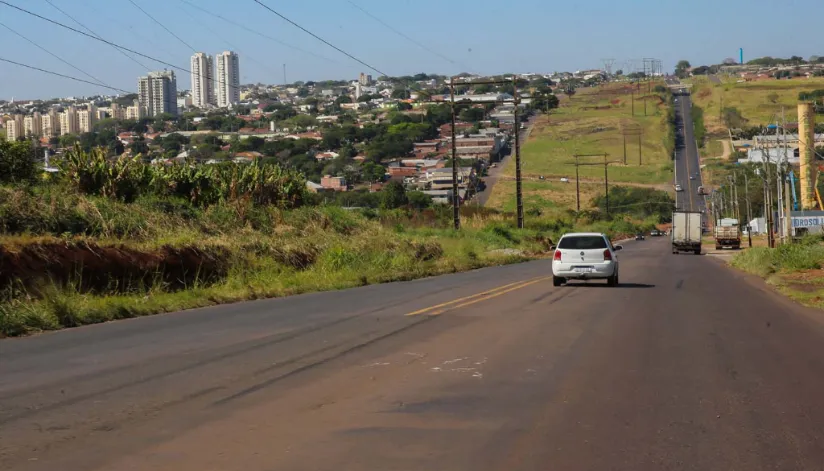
<box><xmin>190</xmin><ymin>52</ymin><xmax>215</xmax><ymax>108</ymax></box>
<box><xmin>110</xmin><ymin>103</ymin><xmax>126</xmax><ymax>121</ymax></box>
<box><xmin>23</xmin><ymin>112</ymin><xmax>42</xmax><ymax>138</ymax></box>
<box><xmin>41</xmin><ymin>111</ymin><xmax>61</xmax><ymax>138</ymax></box>
<box><xmin>126</xmin><ymin>99</ymin><xmax>144</xmax><ymax>120</ymax></box>
<box><xmin>60</xmin><ymin>106</ymin><xmax>80</xmax><ymax>136</ymax></box>
<box><xmin>5</xmin><ymin>115</ymin><xmax>24</xmax><ymax>141</ymax></box>
<box><xmin>215</xmin><ymin>51</ymin><xmax>240</xmax><ymax>108</ymax></box>
<box><xmin>138</xmin><ymin>71</ymin><xmax>178</xmax><ymax>117</ymax></box>
<box><xmin>358</xmin><ymin>72</ymin><xmax>372</xmax><ymax>86</ymax></box>
<box><xmin>78</xmin><ymin>103</ymin><xmax>96</xmax><ymax>133</ymax></box>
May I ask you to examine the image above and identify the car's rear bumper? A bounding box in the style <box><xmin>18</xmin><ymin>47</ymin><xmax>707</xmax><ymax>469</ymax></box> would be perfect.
<box><xmin>552</xmin><ymin>262</ymin><xmax>616</xmax><ymax>279</ymax></box>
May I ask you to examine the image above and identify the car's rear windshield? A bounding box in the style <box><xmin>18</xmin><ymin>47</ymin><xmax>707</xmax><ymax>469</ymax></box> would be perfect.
<box><xmin>558</xmin><ymin>236</ymin><xmax>608</xmax><ymax>250</ymax></box>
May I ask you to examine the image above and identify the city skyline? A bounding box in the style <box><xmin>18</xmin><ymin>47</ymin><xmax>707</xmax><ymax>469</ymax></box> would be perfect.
<box><xmin>1</xmin><ymin>0</ymin><xmax>823</xmax><ymax>99</ymax></box>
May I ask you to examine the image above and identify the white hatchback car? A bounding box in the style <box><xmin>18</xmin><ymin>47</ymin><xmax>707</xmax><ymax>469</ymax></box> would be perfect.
<box><xmin>551</xmin><ymin>232</ymin><xmax>622</xmax><ymax>287</ymax></box>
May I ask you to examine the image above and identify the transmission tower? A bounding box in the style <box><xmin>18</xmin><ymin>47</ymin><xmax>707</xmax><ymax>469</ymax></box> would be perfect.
<box><xmin>601</xmin><ymin>58</ymin><xmax>616</xmax><ymax>76</ymax></box>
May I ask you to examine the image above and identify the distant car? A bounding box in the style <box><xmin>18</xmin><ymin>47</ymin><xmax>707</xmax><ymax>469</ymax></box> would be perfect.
<box><xmin>689</xmin><ymin>175</ymin><xmax>695</xmax><ymax>180</ymax></box>
<box><xmin>551</xmin><ymin>232</ymin><xmax>622</xmax><ymax>287</ymax></box>
<box><xmin>697</xmin><ymin>186</ymin><xmax>705</xmax><ymax>195</ymax></box>
<box><xmin>635</xmin><ymin>233</ymin><xmax>645</xmax><ymax>241</ymax></box>
<box><xmin>560</xmin><ymin>177</ymin><xmax>570</xmax><ymax>183</ymax></box>
<box><xmin>490</xmin><ymin>163</ymin><xmax>498</xmax><ymax>168</ymax></box>
<box><xmin>650</xmin><ymin>229</ymin><xmax>661</xmax><ymax>237</ymax></box>
<box><xmin>675</xmin><ymin>184</ymin><xmax>683</xmax><ymax>192</ymax></box>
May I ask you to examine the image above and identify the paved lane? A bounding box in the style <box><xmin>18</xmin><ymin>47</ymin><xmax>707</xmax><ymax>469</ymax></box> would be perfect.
<box><xmin>4</xmin><ymin>238</ymin><xmax>824</xmax><ymax>470</ymax></box>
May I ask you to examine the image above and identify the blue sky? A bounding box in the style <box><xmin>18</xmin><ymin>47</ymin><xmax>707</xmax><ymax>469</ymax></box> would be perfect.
<box><xmin>0</xmin><ymin>0</ymin><xmax>818</xmax><ymax>99</ymax></box>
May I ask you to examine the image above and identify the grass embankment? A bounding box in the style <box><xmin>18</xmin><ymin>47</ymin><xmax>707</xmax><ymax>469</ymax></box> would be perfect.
<box><xmin>688</xmin><ymin>75</ymin><xmax>824</xmax><ymax>132</ymax></box>
<box><xmin>487</xmin><ymin>82</ymin><xmax>674</xmax><ymax>214</ymax></box>
<box><xmin>0</xmin><ymin>184</ymin><xmax>653</xmax><ymax>337</ymax></box>
<box><xmin>731</xmin><ymin>236</ymin><xmax>824</xmax><ymax>308</ymax></box>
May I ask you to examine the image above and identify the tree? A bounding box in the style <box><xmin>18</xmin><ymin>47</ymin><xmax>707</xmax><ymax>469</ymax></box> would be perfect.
<box><xmin>297</xmin><ymin>87</ymin><xmax>310</xmax><ymax>98</ymax></box>
<box><xmin>532</xmin><ymin>94</ymin><xmax>559</xmax><ymax>112</ymax></box>
<box><xmin>474</xmin><ymin>84</ymin><xmax>493</xmax><ymax>94</ymax></box>
<box><xmin>459</xmin><ymin>107</ymin><xmax>485</xmax><ymax>122</ymax></box>
<box><xmin>675</xmin><ymin>60</ymin><xmax>691</xmax><ymax>79</ymax></box>
<box><xmin>721</xmin><ymin>107</ymin><xmax>747</xmax><ymax>128</ymax></box>
<box><xmin>362</xmin><ymin>161</ymin><xmax>386</xmax><ymax>182</ymax></box>
<box><xmin>615</xmin><ymin>69</ymin><xmax>623</xmax><ymax>76</ymax></box>
<box><xmin>407</xmin><ymin>191</ymin><xmax>433</xmax><ymax>209</ymax></box>
<box><xmin>0</xmin><ymin>139</ymin><xmax>39</xmax><ymax>183</ymax></box>
<box><xmin>397</xmin><ymin>102</ymin><xmax>413</xmax><ymax>111</ymax></box>
<box><xmin>380</xmin><ymin>180</ymin><xmax>407</xmax><ymax>209</ymax></box>
<box><xmin>391</xmin><ymin>88</ymin><xmax>411</xmax><ymax>99</ymax></box>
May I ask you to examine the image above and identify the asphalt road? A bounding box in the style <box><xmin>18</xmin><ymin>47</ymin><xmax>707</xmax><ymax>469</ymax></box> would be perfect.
<box><xmin>6</xmin><ymin>238</ymin><xmax>824</xmax><ymax>470</ymax></box>
<box><xmin>674</xmin><ymin>92</ymin><xmax>707</xmax><ymax>215</ymax></box>
<box><xmin>476</xmin><ymin>114</ymin><xmax>537</xmax><ymax>206</ymax></box>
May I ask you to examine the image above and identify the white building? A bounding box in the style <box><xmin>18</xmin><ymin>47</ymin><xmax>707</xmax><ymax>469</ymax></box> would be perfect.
<box><xmin>41</xmin><ymin>111</ymin><xmax>60</xmax><ymax>138</ymax></box>
<box><xmin>23</xmin><ymin>112</ymin><xmax>42</xmax><ymax>138</ymax></box>
<box><xmin>215</xmin><ymin>51</ymin><xmax>240</xmax><ymax>107</ymax></box>
<box><xmin>5</xmin><ymin>114</ymin><xmax>24</xmax><ymax>141</ymax></box>
<box><xmin>60</xmin><ymin>106</ymin><xmax>80</xmax><ymax>136</ymax></box>
<box><xmin>190</xmin><ymin>52</ymin><xmax>215</xmax><ymax>108</ymax></box>
<box><xmin>110</xmin><ymin>103</ymin><xmax>126</xmax><ymax>120</ymax></box>
<box><xmin>78</xmin><ymin>103</ymin><xmax>96</xmax><ymax>133</ymax></box>
<box><xmin>138</xmin><ymin>70</ymin><xmax>178</xmax><ymax>117</ymax></box>
<box><xmin>126</xmin><ymin>99</ymin><xmax>145</xmax><ymax>120</ymax></box>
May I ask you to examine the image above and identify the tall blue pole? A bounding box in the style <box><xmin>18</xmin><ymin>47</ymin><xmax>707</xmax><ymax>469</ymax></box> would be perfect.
<box><xmin>740</xmin><ymin>48</ymin><xmax>744</xmax><ymax>64</ymax></box>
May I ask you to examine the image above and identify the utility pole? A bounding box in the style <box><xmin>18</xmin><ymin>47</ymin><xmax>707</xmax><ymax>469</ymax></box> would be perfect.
<box><xmin>449</xmin><ymin>78</ymin><xmax>460</xmax><ymax>230</ymax></box>
<box><xmin>604</xmin><ymin>154</ymin><xmax>610</xmax><ymax>214</ymax></box>
<box><xmin>444</xmin><ymin>77</ymin><xmax>525</xmax><ymax>228</ymax></box>
<box><xmin>513</xmin><ymin>78</ymin><xmax>523</xmax><ymax>229</ymax></box>
<box><xmin>571</xmin><ymin>154</ymin><xmax>614</xmax><ymax>215</ymax></box>
<box><xmin>744</xmin><ymin>172</ymin><xmax>752</xmax><ymax>231</ymax></box>
<box><xmin>638</xmin><ymin>132</ymin><xmax>643</xmax><ymax>165</ymax></box>
<box><xmin>622</xmin><ymin>133</ymin><xmax>627</xmax><ymax>164</ymax></box>
<box><xmin>574</xmin><ymin>155</ymin><xmax>581</xmax><ymax>212</ymax></box>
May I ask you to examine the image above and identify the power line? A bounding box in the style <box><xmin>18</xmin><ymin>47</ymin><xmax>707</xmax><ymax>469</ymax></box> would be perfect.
<box><xmin>176</xmin><ymin>0</ymin><xmax>337</xmax><ymax>64</ymax></box>
<box><xmin>125</xmin><ymin>0</ymin><xmax>196</xmax><ymax>53</ymax></box>
<box><xmin>173</xmin><ymin>3</ymin><xmax>281</xmax><ymax>79</ymax></box>
<box><xmin>251</xmin><ymin>0</ymin><xmax>390</xmax><ymax>78</ymax></box>
<box><xmin>0</xmin><ymin>1</ymin><xmax>240</xmax><ymax>92</ymax></box>
<box><xmin>43</xmin><ymin>0</ymin><xmax>150</xmax><ymax>71</ymax></box>
<box><xmin>345</xmin><ymin>0</ymin><xmax>473</xmax><ymax>73</ymax></box>
<box><xmin>0</xmin><ymin>56</ymin><xmax>133</xmax><ymax>94</ymax></box>
<box><xmin>0</xmin><ymin>21</ymin><xmax>112</xmax><ymax>88</ymax></box>
<box><xmin>250</xmin><ymin>0</ymin><xmax>436</xmax><ymax>100</ymax></box>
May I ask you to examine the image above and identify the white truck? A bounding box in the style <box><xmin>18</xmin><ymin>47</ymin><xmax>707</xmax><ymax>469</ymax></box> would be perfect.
<box><xmin>671</xmin><ymin>211</ymin><xmax>702</xmax><ymax>255</ymax></box>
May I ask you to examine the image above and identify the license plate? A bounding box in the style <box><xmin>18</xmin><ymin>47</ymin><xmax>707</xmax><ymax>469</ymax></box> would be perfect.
<box><xmin>573</xmin><ymin>267</ymin><xmax>593</xmax><ymax>273</ymax></box>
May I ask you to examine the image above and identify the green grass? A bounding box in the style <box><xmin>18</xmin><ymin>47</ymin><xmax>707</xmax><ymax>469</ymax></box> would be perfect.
<box><xmin>688</xmin><ymin>75</ymin><xmax>824</xmax><ymax>132</ymax></box>
<box><xmin>731</xmin><ymin>241</ymin><xmax>824</xmax><ymax>278</ymax></box>
<box><xmin>0</xmin><ymin>184</ymin><xmax>656</xmax><ymax>337</ymax></box>
<box><xmin>700</xmin><ymin>138</ymin><xmax>725</xmax><ymax>158</ymax></box>
<box><xmin>488</xmin><ymin>83</ymin><xmax>674</xmax><ymax>214</ymax></box>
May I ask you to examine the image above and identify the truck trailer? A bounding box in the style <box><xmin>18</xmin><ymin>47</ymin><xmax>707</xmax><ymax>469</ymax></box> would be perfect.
<box><xmin>671</xmin><ymin>211</ymin><xmax>703</xmax><ymax>255</ymax></box>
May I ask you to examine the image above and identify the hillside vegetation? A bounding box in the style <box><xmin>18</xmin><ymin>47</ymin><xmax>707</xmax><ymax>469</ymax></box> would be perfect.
<box><xmin>688</xmin><ymin>76</ymin><xmax>824</xmax><ymax>133</ymax></box>
<box><xmin>0</xmin><ymin>145</ymin><xmax>654</xmax><ymax>337</ymax></box>
<box><xmin>487</xmin><ymin>82</ymin><xmax>675</xmax><ymax>214</ymax></box>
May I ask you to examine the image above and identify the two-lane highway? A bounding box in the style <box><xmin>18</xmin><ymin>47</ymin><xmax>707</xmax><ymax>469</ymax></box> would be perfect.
<box><xmin>674</xmin><ymin>91</ymin><xmax>706</xmax><ymax>215</ymax></box>
<box><xmin>5</xmin><ymin>236</ymin><xmax>824</xmax><ymax>470</ymax></box>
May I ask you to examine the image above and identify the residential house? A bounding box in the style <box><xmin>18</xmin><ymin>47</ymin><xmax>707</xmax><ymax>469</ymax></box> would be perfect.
<box><xmin>320</xmin><ymin>175</ymin><xmax>347</xmax><ymax>191</ymax></box>
<box><xmin>315</xmin><ymin>151</ymin><xmax>339</xmax><ymax>161</ymax></box>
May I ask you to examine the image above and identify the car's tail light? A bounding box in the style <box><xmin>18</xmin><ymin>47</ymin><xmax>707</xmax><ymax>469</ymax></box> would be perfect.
<box><xmin>553</xmin><ymin>250</ymin><xmax>562</xmax><ymax>261</ymax></box>
<box><xmin>603</xmin><ymin>249</ymin><xmax>612</xmax><ymax>261</ymax></box>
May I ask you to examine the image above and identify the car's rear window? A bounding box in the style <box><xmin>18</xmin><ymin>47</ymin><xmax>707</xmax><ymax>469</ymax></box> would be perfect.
<box><xmin>558</xmin><ymin>236</ymin><xmax>608</xmax><ymax>250</ymax></box>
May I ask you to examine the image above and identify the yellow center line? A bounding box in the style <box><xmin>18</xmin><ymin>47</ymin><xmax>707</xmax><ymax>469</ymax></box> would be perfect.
<box><xmin>407</xmin><ymin>276</ymin><xmax>553</xmax><ymax>317</ymax></box>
